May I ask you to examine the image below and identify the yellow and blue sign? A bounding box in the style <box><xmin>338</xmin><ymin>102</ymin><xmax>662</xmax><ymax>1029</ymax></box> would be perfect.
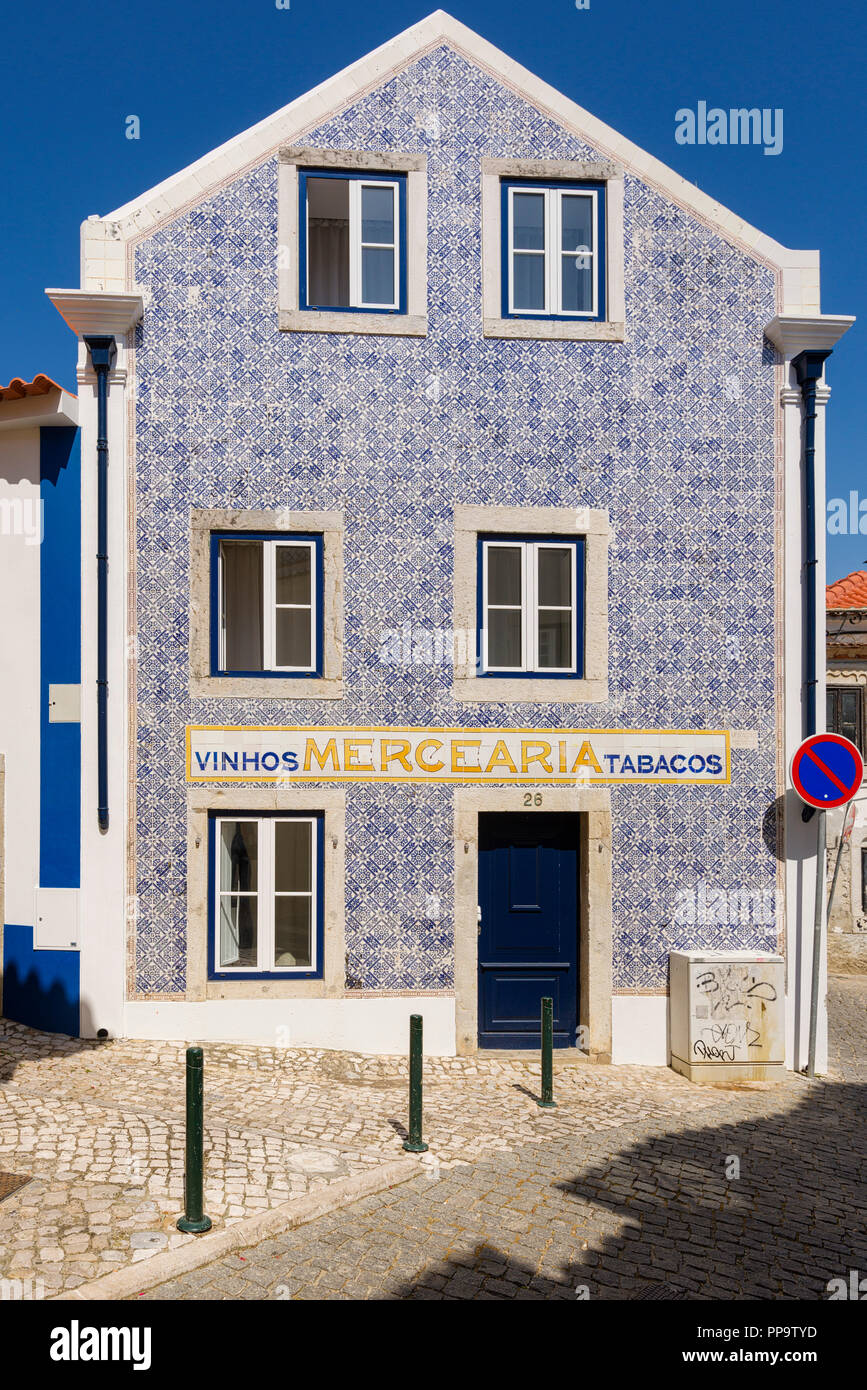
<box><xmin>186</xmin><ymin>725</ymin><xmax>731</xmax><ymax>785</ymax></box>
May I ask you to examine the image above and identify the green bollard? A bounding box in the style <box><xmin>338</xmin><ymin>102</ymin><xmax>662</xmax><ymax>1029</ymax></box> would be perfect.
<box><xmin>403</xmin><ymin>1014</ymin><xmax>429</xmax><ymax>1153</ymax></box>
<box><xmin>177</xmin><ymin>1046</ymin><xmax>212</xmax><ymax>1233</ymax></box>
<box><xmin>538</xmin><ymin>997</ymin><xmax>557</xmax><ymax>1109</ymax></box>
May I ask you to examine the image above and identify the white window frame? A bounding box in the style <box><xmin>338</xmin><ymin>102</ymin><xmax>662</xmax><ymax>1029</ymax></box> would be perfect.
<box><xmin>305</xmin><ymin>176</ymin><xmax>400</xmax><ymax>312</ymax></box>
<box><xmin>215</xmin><ymin>815</ymin><xmax>318</xmax><ymax>975</ymax></box>
<box><xmin>507</xmin><ymin>185</ymin><xmax>598</xmax><ymax>319</ymax></box>
<box><xmin>350</xmin><ymin>178</ymin><xmax>400</xmax><ymax>311</ymax></box>
<box><xmin>481</xmin><ymin>539</ymin><xmax>578</xmax><ymax>675</ymax></box>
<box><xmin>218</xmin><ymin>538</ymin><xmax>317</xmax><ymax>673</ymax></box>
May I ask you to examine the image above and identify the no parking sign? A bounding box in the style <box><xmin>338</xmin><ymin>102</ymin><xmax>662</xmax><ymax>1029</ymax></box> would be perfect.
<box><xmin>790</xmin><ymin>732</ymin><xmax>864</xmax><ymax>809</ymax></box>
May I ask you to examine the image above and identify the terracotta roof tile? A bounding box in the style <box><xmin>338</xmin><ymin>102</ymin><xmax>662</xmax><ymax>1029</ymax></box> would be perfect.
<box><xmin>0</xmin><ymin>373</ymin><xmax>73</xmax><ymax>402</ymax></box>
<box><xmin>826</xmin><ymin>570</ymin><xmax>867</xmax><ymax>610</ymax></box>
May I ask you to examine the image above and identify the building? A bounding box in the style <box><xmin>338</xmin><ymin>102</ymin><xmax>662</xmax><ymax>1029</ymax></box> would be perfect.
<box><xmin>0</xmin><ymin>375</ymin><xmax>80</xmax><ymax>1034</ymax></box>
<box><xmin>0</xmin><ymin>12</ymin><xmax>856</xmax><ymax>1066</ymax></box>
<box><xmin>826</xmin><ymin>570</ymin><xmax>867</xmax><ymax>970</ymax></box>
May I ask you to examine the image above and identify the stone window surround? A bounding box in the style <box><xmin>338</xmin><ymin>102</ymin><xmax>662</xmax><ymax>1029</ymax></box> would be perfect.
<box><xmin>186</xmin><ymin>786</ymin><xmax>346</xmax><ymax>1001</ymax></box>
<box><xmin>189</xmin><ymin>508</ymin><xmax>344</xmax><ymax>700</ymax></box>
<box><xmin>453</xmin><ymin>504</ymin><xmax>609</xmax><ymax>703</ymax></box>
<box><xmin>454</xmin><ymin>786</ymin><xmax>612</xmax><ymax>1059</ymax></box>
<box><xmin>481</xmin><ymin>157</ymin><xmax>626</xmax><ymax>341</ymax></box>
<box><xmin>278</xmin><ymin>146</ymin><xmax>428</xmax><ymax>336</ymax></box>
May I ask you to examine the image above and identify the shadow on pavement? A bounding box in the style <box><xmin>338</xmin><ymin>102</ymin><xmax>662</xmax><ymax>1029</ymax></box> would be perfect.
<box><xmin>388</xmin><ymin>1079</ymin><xmax>867</xmax><ymax>1300</ymax></box>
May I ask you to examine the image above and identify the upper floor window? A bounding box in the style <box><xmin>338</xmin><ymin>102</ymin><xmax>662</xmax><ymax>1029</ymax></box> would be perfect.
<box><xmin>827</xmin><ymin>686</ymin><xmax>864</xmax><ymax>754</ymax></box>
<box><xmin>479</xmin><ymin>537</ymin><xmax>584</xmax><ymax>676</ymax></box>
<box><xmin>212</xmin><ymin>533</ymin><xmax>322</xmax><ymax>677</ymax></box>
<box><xmin>502</xmin><ymin>181</ymin><xmax>605</xmax><ymax>322</ymax></box>
<box><xmin>300</xmin><ymin>170</ymin><xmax>406</xmax><ymax>314</ymax></box>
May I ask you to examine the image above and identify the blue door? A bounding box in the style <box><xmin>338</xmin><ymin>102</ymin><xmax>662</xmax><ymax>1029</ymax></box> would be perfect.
<box><xmin>477</xmin><ymin>813</ymin><xmax>579</xmax><ymax>1049</ymax></box>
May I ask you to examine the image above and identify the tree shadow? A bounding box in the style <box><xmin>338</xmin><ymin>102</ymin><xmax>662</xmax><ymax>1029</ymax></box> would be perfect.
<box><xmin>387</xmin><ymin>1078</ymin><xmax>867</xmax><ymax>1300</ymax></box>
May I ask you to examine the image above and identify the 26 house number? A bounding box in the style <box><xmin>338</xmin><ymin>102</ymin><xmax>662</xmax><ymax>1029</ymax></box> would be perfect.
<box><xmin>523</xmin><ymin>793</ymin><xmax>543</xmax><ymax>806</ymax></box>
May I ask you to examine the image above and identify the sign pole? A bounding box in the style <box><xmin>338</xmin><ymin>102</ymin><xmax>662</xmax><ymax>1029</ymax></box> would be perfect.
<box><xmin>806</xmin><ymin>809</ymin><xmax>826</xmax><ymax>1080</ymax></box>
<box><xmin>789</xmin><ymin>733</ymin><xmax>863</xmax><ymax>1080</ymax></box>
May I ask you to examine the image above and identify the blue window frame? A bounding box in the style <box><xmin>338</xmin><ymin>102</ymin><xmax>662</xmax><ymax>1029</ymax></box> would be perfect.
<box><xmin>477</xmin><ymin>536</ymin><xmax>585</xmax><ymax>678</ymax></box>
<box><xmin>210</xmin><ymin>532</ymin><xmax>323</xmax><ymax>678</ymax></box>
<box><xmin>501</xmin><ymin>180</ymin><xmax>606</xmax><ymax>322</ymax></box>
<box><xmin>299</xmin><ymin>168</ymin><xmax>407</xmax><ymax>314</ymax></box>
<box><xmin>208</xmin><ymin>811</ymin><xmax>325</xmax><ymax>981</ymax></box>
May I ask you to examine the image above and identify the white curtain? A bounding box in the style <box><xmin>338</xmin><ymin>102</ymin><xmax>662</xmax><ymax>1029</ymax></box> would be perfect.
<box><xmin>222</xmin><ymin>541</ymin><xmax>263</xmax><ymax>671</ymax></box>
<box><xmin>308</xmin><ymin>219</ymin><xmax>349</xmax><ymax>307</ymax></box>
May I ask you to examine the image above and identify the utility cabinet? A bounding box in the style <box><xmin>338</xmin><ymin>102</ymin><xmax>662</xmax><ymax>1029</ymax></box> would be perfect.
<box><xmin>669</xmin><ymin>950</ymin><xmax>785</xmax><ymax>1082</ymax></box>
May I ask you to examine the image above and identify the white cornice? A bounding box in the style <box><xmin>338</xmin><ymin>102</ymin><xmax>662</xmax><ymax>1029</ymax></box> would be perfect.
<box><xmin>45</xmin><ymin>289</ymin><xmax>144</xmax><ymax>337</ymax></box>
<box><xmin>90</xmin><ymin>10</ymin><xmax>818</xmax><ymax>280</ymax></box>
<box><xmin>764</xmin><ymin>314</ymin><xmax>855</xmax><ymax>355</ymax></box>
<box><xmin>0</xmin><ymin>389</ymin><xmax>79</xmax><ymax>431</ymax></box>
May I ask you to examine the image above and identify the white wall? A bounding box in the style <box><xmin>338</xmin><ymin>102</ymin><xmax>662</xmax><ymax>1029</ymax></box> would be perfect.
<box><xmin>0</xmin><ymin>428</ymin><xmax>41</xmax><ymax>924</ymax></box>
<box><xmin>612</xmin><ymin>995</ymin><xmax>669</xmax><ymax>1065</ymax></box>
<box><xmin>124</xmin><ymin>996</ymin><xmax>456</xmax><ymax>1055</ymax></box>
<box><xmin>77</xmin><ymin>345</ymin><xmax>129</xmax><ymax>1038</ymax></box>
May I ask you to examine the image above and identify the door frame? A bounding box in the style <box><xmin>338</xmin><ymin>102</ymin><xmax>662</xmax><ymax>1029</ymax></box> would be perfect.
<box><xmin>454</xmin><ymin>786</ymin><xmax>612</xmax><ymax>1059</ymax></box>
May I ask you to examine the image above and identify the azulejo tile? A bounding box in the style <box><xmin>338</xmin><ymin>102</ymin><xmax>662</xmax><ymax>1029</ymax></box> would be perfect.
<box><xmin>131</xmin><ymin>46</ymin><xmax>778</xmax><ymax>998</ymax></box>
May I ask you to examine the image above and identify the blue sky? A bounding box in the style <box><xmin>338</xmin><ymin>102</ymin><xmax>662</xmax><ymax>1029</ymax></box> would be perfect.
<box><xmin>1</xmin><ymin>0</ymin><xmax>863</xmax><ymax>579</ymax></box>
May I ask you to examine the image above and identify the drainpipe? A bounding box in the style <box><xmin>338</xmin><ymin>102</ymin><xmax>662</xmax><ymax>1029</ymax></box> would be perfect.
<box><xmin>792</xmin><ymin>348</ymin><xmax>831</xmax><ymax>750</ymax></box>
<box><xmin>84</xmin><ymin>335</ymin><xmax>117</xmax><ymax>833</ymax></box>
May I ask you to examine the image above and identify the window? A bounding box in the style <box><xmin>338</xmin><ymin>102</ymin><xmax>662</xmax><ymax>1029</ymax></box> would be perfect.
<box><xmin>300</xmin><ymin>170</ymin><xmax>406</xmax><ymax>313</ymax></box>
<box><xmin>502</xmin><ymin>181</ymin><xmax>605</xmax><ymax>321</ymax></box>
<box><xmin>479</xmin><ymin>537</ymin><xmax>584</xmax><ymax>676</ymax></box>
<box><xmin>211</xmin><ymin>813</ymin><xmax>322</xmax><ymax>977</ymax></box>
<box><xmin>211</xmin><ymin>533</ymin><xmax>321</xmax><ymax>676</ymax></box>
<box><xmin>827</xmin><ymin>687</ymin><xmax>864</xmax><ymax>753</ymax></box>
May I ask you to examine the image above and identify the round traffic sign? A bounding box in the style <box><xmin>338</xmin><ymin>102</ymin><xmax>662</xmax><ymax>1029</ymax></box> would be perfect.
<box><xmin>790</xmin><ymin>733</ymin><xmax>864</xmax><ymax>809</ymax></box>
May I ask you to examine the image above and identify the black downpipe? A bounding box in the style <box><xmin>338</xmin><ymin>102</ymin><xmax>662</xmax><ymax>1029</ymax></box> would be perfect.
<box><xmin>792</xmin><ymin>348</ymin><xmax>831</xmax><ymax>822</ymax></box>
<box><xmin>84</xmin><ymin>335</ymin><xmax>117</xmax><ymax>833</ymax></box>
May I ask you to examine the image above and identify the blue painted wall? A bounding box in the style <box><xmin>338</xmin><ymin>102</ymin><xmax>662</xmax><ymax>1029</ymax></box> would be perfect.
<box><xmin>2</xmin><ymin>923</ymin><xmax>79</xmax><ymax>1036</ymax></box>
<box><xmin>39</xmin><ymin>425</ymin><xmax>81</xmax><ymax>887</ymax></box>
<box><xmin>2</xmin><ymin>424</ymin><xmax>81</xmax><ymax>1035</ymax></box>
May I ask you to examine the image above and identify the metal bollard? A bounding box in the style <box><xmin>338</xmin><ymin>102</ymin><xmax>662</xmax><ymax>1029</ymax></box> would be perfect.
<box><xmin>538</xmin><ymin>997</ymin><xmax>557</xmax><ymax>1109</ymax></box>
<box><xmin>177</xmin><ymin>1046</ymin><xmax>212</xmax><ymax>1233</ymax></box>
<box><xmin>403</xmin><ymin>1014</ymin><xmax>429</xmax><ymax>1153</ymax></box>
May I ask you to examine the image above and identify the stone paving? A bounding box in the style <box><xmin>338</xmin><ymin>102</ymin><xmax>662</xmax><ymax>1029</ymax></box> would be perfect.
<box><xmin>135</xmin><ymin>976</ymin><xmax>867</xmax><ymax>1301</ymax></box>
<box><xmin>0</xmin><ymin>1028</ymin><xmax>409</xmax><ymax>1296</ymax></box>
<box><xmin>0</xmin><ymin>977</ymin><xmax>863</xmax><ymax>1300</ymax></box>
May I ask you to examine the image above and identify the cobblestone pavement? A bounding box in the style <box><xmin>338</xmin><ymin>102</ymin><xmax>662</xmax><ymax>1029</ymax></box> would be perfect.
<box><xmin>1</xmin><ymin>978</ymin><xmax>863</xmax><ymax>1300</ymax></box>
<box><xmin>0</xmin><ymin>1028</ymin><xmax>408</xmax><ymax>1296</ymax></box>
<box><xmin>134</xmin><ymin>977</ymin><xmax>867</xmax><ymax>1301</ymax></box>
<box><xmin>826</xmin><ymin>974</ymin><xmax>867</xmax><ymax>1082</ymax></box>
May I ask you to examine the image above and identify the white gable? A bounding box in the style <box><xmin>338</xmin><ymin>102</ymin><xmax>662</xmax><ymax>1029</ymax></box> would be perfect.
<box><xmin>81</xmin><ymin>10</ymin><xmax>819</xmax><ymax>312</ymax></box>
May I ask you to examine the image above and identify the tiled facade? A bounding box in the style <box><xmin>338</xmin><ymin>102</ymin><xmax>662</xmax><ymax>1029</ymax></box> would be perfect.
<box><xmin>131</xmin><ymin>45</ymin><xmax>779</xmax><ymax>1002</ymax></box>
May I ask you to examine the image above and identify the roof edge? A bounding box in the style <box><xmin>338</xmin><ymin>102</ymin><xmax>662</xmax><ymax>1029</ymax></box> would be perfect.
<box><xmin>0</xmin><ymin>383</ymin><xmax>79</xmax><ymax>430</ymax></box>
<box><xmin>86</xmin><ymin>10</ymin><xmax>820</xmax><ymax>297</ymax></box>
